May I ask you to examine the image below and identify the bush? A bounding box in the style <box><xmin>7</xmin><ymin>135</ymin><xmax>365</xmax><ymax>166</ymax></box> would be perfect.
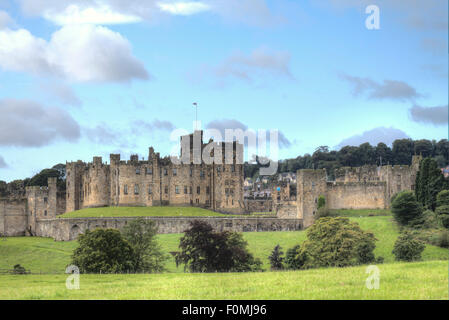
<box><xmin>121</xmin><ymin>218</ymin><xmax>167</xmax><ymax>273</ymax></box>
<box><xmin>392</xmin><ymin>231</ymin><xmax>425</xmax><ymax>262</ymax></box>
<box><xmin>317</xmin><ymin>195</ymin><xmax>326</xmax><ymax>209</ymax></box>
<box><xmin>71</xmin><ymin>229</ymin><xmax>135</xmax><ymax>274</ymax></box>
<box><xmin>268</xmin><ymin>245</ymin><xmax>284</xmax><ymax>270</ymax></box>
<box><xmin>419</xmin><ymin>209</ymin><xmax>439</xmax><ymax>229</ymax></box>
<box><xmin>284</xmin><ymin>245</ymin><xmax>304</xmax><ymax>270</ymax></box>
<box><xmin>436</xmin><ymin>190</ymin><xmax>449</xmax><ymax>207</ymax></box>
<box><xmin>391</xmin><ymin>191</ymin><xmax>423</xmax><ymax>226</ymax></box>
<box><xmin>175</xmin><ymin>220</ymin><xmax>262</xmax><ymax>273</ymax></box>
<box><xmin>12</xmin><ymin>264</ymin><xmax>27</xmax><ymax>274</ymax></box>
<box><xmin>297</xmin><ymin>217</ymin><xmax>378</xmax><ymax>269</ymax></box>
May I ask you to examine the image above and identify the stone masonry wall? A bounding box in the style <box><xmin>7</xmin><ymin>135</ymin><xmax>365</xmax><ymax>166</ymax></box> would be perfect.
<box><xmin>0</xmin><ymin>197</ymin><xmax>27</xmax><ymax>236</ymax></box>
<box><xmin>326</xmin><ymin>182</ymin><xmax>387</xmax><ymax>209</ymax></box>
<box><xmin>35</xmin><ymin>217</ymin><xmax>303</xmax><ymax>241</ymax></box>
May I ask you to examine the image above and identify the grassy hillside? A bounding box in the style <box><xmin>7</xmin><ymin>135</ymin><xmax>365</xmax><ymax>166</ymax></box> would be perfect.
<box><xmin>1</xmin><ymin>215</ymin><xmax>447</xmax><ymax>273</ymax></box>
<box><xmin>58</xmin><ymin>206</ymin><xmax>239</xmax><ymax>218</ymax></box>
<box><xmin>0</xmin><ymin>261</ymin><xmax>447</xmax><ymax>299</ymax></box>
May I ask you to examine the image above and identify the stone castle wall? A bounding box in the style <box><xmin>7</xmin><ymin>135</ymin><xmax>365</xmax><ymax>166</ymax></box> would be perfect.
<box><xmin>35</xmin><ymin>216</ymin><xmax>303</xmax><ymax>241</ymax></box>
<box><xmin>326</xmin><ymin>182</ymin><xmax>387</xmax><ymax>209</ymax></box>
<box><xmin>0</xmin><ymin>197</ymin><xmax>27</xmax><ymax>236</ymax></box>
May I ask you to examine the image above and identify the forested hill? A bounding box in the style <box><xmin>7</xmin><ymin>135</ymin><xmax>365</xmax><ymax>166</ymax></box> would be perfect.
<box><xmin>245</xmin><ymin>138</ymin><xmax>449</xmax><ymax>180</ymax></box>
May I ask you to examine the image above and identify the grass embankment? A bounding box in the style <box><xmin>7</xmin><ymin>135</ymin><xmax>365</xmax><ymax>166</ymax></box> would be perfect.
<box><xmin>1</xmin><ymin>215</ymin><xmax>447</xmax><ymax>273</ymax></box>
<box><xmin>0</xmin><ymin>261</ymin><xmax>447</xmax><ymax>299</ymax></box>
<box><xmin>58</xmin><ymin>206</ymin><xmax>242</xmax><ymax>218</ymax></box>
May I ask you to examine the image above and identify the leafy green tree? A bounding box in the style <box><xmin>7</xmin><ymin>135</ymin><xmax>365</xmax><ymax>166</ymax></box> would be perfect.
<box><xmin>71</xmin><ymin>229</ymin><xmax>135</xmax><ymax>274</ymax></box>
<box><xmin>175</xmin><ymin>220</ymin><xmax>262</xmax><ymax>273</ymax></box>
<box><xmin>415</xmin><ymin>158</ymin><xmax>447</xmax><ymax>210</ymax></box>
<box><xmin>436</xmin><ymin>190</ymin><xmax>449</xmax><ymax>207</ymax></box>
<box><xmin>268</xmin><ymin>245</ymin><xmax>284</xmax><ymax>270</ymax></box>
<box><xmin>284</xmin><ymin>245</ymin><xmax>304</xmax><ymax>270</ymax></box>
<box><xmin>392</xmin><ymin>231</ymin><xmax>425</xmax><ymax>261</ymax></box>
<box><xmin>317</xmin><ymin>195</ymin><xmax>326</xmax><ymax>209</ymax></box>
<box><xmin>297</xmin><ymin>217</ymin><xmax>377</xmax><ymax>269</ymax></box>
<box><xmin>392</xmin><ymin>139</ymin><xmax>414</xmax><ymax>165</ymax></box>
<box><xmin>435</xmin><ymin>190</ymin><xmax>449</xmax><ymax>229</ymax></box>
<box><xmin>121</xmin><ymin>218</ymin><xmax>167</xmax><ymax>273</ymax></box>
<box><xmin>391</xmin><ymin>191</ymin><xmax>423</xmax><ymax>226</ymax></box>
<box><xmin>414</xmin><ymin>139</ymin><xmax>434</xmax><ymax>158</ymax></box>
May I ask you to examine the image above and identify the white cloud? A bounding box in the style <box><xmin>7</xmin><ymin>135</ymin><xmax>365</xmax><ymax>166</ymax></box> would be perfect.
<box><xmin>0</xmin><ymin>10</ymin><xmax>14</xmax><ymax>29</ymax></box>
<box><xmin>336</xmin><ymin>127</ymin><xmax>410</xmax><ymax>148</ymax></box>
<box><xmin>0</xmin><ymin>25</ymin><xmax>149</xmax><ymax>83</ymax></box>
<box><xmin>0</xmin><ymin>155</ymin><xmax>7</xmax><ymax>169</ymax></box>
<box><xmin>43</xmin><ymin>4</ymin><xmax>143</xmax><ymax>25</ymax></box>
<box><xmin>157</xmin><ymin>1</ymin><xmax>210</xmax><ymax>16</ymax></box>
<box><xmin>0</xmin><ymin>99</ymin><xmax>80</xmax><ymax>147</ymax></box>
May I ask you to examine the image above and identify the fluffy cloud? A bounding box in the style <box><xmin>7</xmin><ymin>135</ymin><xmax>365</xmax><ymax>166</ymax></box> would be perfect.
<box><xmin>157</xmin><ymin>1</ymin><xmax>210</xmax><ymax>15</ymax></box>
<box><xmin>340</xmin><ymin>74</ymin><xmax>421</xmax><ymax>101</ymax></box>
<box><xmin>409</xmin><ymin>105</ymin><xmax>448</xmax><ymax>126</ymax></box>
<box><xmin>336</xmin><ymin>127</ymin><xmax>410</xmax><ymax>148</ymax></box>
<box><xmin>0</xmin><ymin>99</ymin><xmax>80</xmax><ymax>147</ymax></box>
<box><xmin>84</xmin><ymin>123</ymin><xmax>120</xmax><ymax>144</ymax></box>
<box><xmin>18</xmin><ymin>0</ymin><xmax>280</xmax><ymax>27</ymax></box>
<box><xmin>0</xmin><ymin>25</ymin><xmax>149</xmax><ymax>83</ymax></box>
<box><xmin>39</xmin><ymin>82</ymin><xmax>82</xmax><ymax>107</ymax></box>
<box><xmin>0</xmin><ymin>10</ymin><xmax>14</xmax><ymax>29</ymax></box>
<box><xmin>0</xmin><ymin>155</ymin><xmax>7</xmax><ymax>169</ymax></box>
<box><xmin>206</xmin><ymin>118</ymin><xmax>292</xmax><ymax>149</ymax></box>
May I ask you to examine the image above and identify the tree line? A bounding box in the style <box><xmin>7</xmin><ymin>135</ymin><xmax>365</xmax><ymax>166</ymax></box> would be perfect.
<box><xmin>245</xmin><ymin>138</ymin><xmax>449</xmax><ymax>180</ymax></box>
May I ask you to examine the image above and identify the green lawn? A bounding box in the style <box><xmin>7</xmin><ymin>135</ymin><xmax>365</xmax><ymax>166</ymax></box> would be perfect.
<box><xmin>328</xmin><ymin>209</ymin><xmax>391</xmax><ymax>217</ymax></box>
<box><xmin>58</xmin><ymin>206</ymin><xmax>242</xmax><ymax>218</ymax></box>
<box><xmin>1</xmin><ymin>215</ymin><xmax>447</xmax><ymax>274</ymax></box>
<box><xmin>0</xmin><ymin>261</ymin><xmax>447</xmax><ymax>299</ymax></box>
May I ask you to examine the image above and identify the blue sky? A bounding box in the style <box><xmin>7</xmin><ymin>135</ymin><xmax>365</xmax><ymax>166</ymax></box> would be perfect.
<box><xmin>0</xmin><ymin>0</ymin><xmax>447</xmax><ymax>181</ymax></box>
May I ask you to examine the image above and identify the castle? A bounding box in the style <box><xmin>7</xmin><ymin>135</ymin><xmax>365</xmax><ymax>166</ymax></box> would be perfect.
<box><xmin>0</xmin><ymin>129</ymin><xmax>422</xmax><ymax>239</ymax></box>
<box><xmin>278</xmin><ymin>155</ymin><xmax>422</xmax><ymax>227</ymax></box>
<box><xmin>66</xmin><ymin>130</ymin><xmax>244</xmax><ymax>214</ymax></box>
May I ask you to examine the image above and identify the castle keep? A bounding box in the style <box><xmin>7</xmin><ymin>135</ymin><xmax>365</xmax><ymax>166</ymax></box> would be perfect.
<box><xmin>66</xmin><ymin>130</ymin><xmax>245</xmax><ymax>214</ymax></box>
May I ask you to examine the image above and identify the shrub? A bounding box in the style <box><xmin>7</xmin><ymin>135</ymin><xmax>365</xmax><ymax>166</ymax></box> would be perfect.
<box><xmin>391</xmin><ymin>191</ymin><xmax>422</xmax><ymax>226</ymax></box>
<box><xmin>121</xmin><ymin>218</ymin><xmax>167</xmax><ymax>273</ymax></box>
<box><xmin>175</xmin><ymin>220</ymin><xmax>262</xmax><ymax>273</ymax></box>
<box><xmin>297</xmin><ymin>217</ymin><xmax>377</xmax><ymax>269</ymax></box>
<box><xmin>419</xmin><ymin>209</ymin><xmax>439</xmax><ymax>229</ymax></box>
<box><xmin>392</xmin><ymin>231</ymin><xmax>425</xmax><ymax>262</ymax></box>
<box><xmin>71</xmin><ymin>229</ymin><xmax>135</xmax><ymax>274</ymax></box>
<box><xmin>436</xmin><ymin>190</ymin><xmax>449</xmax><ymax>207</ymax></box>
<box><xmin>284</xmin><ymin>245</ymin><xmax>304</xmax><ymax>270</ymax></box>
<box><xmin>268</xmin><ymin>245</ymin><xmax>284</xmax><ymax>270</ymax></box>
<box><xmin>315</xmin><ymin>207</ymin><xmax>331</xmax><ymax>219</ymax></box>
<box><xmin>317</xmin><ymin>195</ymin><xmax>326</xmax><ymax>209</ymax></box>
<box><xmin>12</xmin><ymin>264</ymin><xmax>27</xmax><ymax>274</ymax></box>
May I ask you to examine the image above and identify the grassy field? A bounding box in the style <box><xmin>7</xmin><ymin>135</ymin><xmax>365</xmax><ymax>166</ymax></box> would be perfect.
<box><xmin>58</xmin><ymin>206</ymin><xmax>241</xmax><ymax>218</ymax></box>
<box><xmin>1</xmin><ymin>215</ymin><xmax>447</xmax><ymax>274</ymax></box>
<box><xmin>0</xmin><ymin>261</ymin><xmax>447</xmax><ymax>299</ymax></box>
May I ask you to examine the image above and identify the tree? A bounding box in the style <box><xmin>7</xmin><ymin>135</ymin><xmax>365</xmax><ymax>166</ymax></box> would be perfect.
<box><xmin>435</xmin><ymin>190</ymin><xmax>449</xmax><ymax>229</ymax></box>
<box><xmin>175</xmin><ymin>221</ymin><xmax>262</xmax><ymax>273</ymax></box>
<box><xmin>297</xmin><ymin>217</ymin><xmax>377</xmax><ymax>269</ymax></box>
<box><xmin>392</xmin><ymin>139</ymin><xmax>414</xmax><ymax>165</ymax></box>
<box><xmin>391</xmin><ymin>191</ymin><xmax>422</xmax><ymax>226</ymax></box>
<box><xmin>284</xmin><ymin>245</ymin><xmax>304</xmax><ymax>270</ymax></box>
<box><xmin>71</xmin><ymin>229</ymin><xmax>135</xmax><ymax>274</ymax></box>
<box><xmin>392</xmin><ymin>231</ymin><xmax>425</xmax><ymax>261</ymax></box>
<box><xmin>268</xmin><ymin>245</ymin><xmax>284</xmax><ymax>270</ymax></box>
<box><xmin>414</xmin><ymin>139</ymin><xmax>433</xmax><ymax>158</ymax></box>
<box><xmin>28</xmin><ymin>167</ymin><xmax>66</xmax><ymax>190</ymax></box>
<box><xmin>415</xmin><ymin>158</ymin><xmax>447</xmax><ymax>210</ymax></box>
<box><xmin>121</xmin><ymin>218</ymin><xmax>167</xmax><ymax>273</ymax></box>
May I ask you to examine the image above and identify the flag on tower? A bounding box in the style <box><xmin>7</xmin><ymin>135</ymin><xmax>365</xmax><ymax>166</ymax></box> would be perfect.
<box><xmin>193</xmin><ymin>102</ymin><xmax>197</xmax><ymax>106</ymax></box>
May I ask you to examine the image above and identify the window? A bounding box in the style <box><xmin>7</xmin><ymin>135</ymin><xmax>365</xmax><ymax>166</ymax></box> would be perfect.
<box><xmin>200</xmin><ymin>170</ymin><xmax>204</xmax><ymax>178</ymax></box>
<box><xmin>148</xmin><ymin>186</ymin><xmax>152</xmax><ymax>194</ymax></box>
<box><xmin>190</xmin><ymin>168</ymin><xmax>193</xmax><ymax>177</ymax></box>
<box><xmin>206</xmin><ymin>186</ymin><xmax>210</xmax><ymax>194</ymax></box>
<box><xmin>184</xmin><ymin>186</ymin><xmax>188</xmax><ymax>194</ymax></box>
<box><xmin>136</xmin><ymin>168</ymin><xmax>140</xmax><ymax>175</ymax></box>
<box><xmin>217</xmin><ymin>166</ymin><xmax>221</xmax><ymax>173</ymax></box>
<box><xmin>189</xmin><ymin>186</ymin><xmax>192</xmax><ymax>194</ymax></box>
<box><xmin>165</xmin><ymin>186</ymin><xmax>168</xmax><ymax>194</ymax></box>
<box><xmin>124</xmin><ymin>185</ymin><xmax>128</xmax><ymax>195</ymax></box>
<box><xmin>231</xmin><ymin>165</ymin><xmax>235</xmax><ymax>172</ymax></box>
<box><xmin>68</xmin><ymin>192</ymin><xmax>70</xmax><ymax>199</ymax></box>
<box><xmin>134</xmin><ymin>184</ymin><xmax>139</xmax><ymax>195</ymax></box>
<box><xmin>44</xmin><ymin>210</ymin><xmax>47</xmax><ymax>216</ymax></box>
<box><xmin>146</xmin><ymin>167</ymin><xmax>153</xmax><ymax>175</ymax></box>
<box><xmin>197</xmin><ymin>186</ymin><xmax>200</xmax><ymax>194</ymax></box>
<box><xmin>175</xmin><ymin>186</ymin><xmax>180</xmax><ymax>194</ymax></box>
<box><xmin>44</xmin><ymin>197</ymin><xmax>48</xmax><ymax>203</ymax></box>
<box><xmin>173</xmin><ymin>168</ymin><xmax>177</xmax><ymax>176</ymax></box>
<box><xmin>164</xmin><ymin>168</ymin><xmax>168</xmax><ymax>176</ymax></box>
<box><xmin>196</xmin><ymin>199</ymin><xmax>199</xmax><ymax>204</ymax></box>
